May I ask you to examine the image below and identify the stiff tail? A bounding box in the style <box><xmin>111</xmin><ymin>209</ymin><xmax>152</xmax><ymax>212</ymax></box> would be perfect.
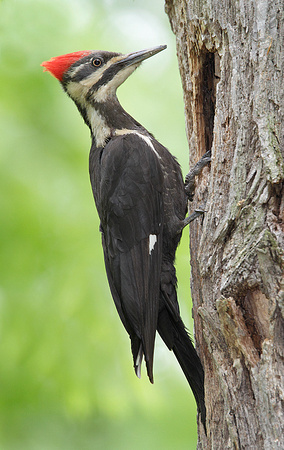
<box><xmin>158</xmin><ymin>307</ymin><xmax>206</xmax><ymax>429</ymax></box>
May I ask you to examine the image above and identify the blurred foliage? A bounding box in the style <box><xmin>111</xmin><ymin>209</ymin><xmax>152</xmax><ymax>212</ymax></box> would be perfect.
<box><xmin>0</xmin><ymin>0</ymin><xmax>198</xmax><ymax>448</ymax></box>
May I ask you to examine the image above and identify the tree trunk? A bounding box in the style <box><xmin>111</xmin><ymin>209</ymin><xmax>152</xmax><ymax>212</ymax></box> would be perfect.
<box><xmin>165</xmin><ymin>0</ymin><xmax>284</xmax><ymax>448</ymax></box>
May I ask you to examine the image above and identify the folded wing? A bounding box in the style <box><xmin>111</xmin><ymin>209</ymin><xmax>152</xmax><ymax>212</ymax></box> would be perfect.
<box><xmin>96</xmin><ymin>133</ymin><xmax>164</xmax><ymax>382</ymax></box>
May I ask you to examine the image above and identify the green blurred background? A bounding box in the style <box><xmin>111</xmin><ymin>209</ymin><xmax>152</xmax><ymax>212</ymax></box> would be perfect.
<box><xmin>0</xmin><ymin>0</ymin><xmax>198</xmax><ymax>448</ymax></box>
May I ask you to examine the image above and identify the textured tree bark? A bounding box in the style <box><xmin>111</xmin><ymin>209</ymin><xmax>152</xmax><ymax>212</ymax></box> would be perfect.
<box><xmin>165</xmin><ymin>0</ymin><xmax>284</xmax><ymax>448</ymax></box>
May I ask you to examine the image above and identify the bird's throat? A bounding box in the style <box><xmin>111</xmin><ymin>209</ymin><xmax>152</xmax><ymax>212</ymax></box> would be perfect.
<box><xmin>84</xmin><ymin>96</ymin><xmax>142</xmax><ymax>148</ymax></box>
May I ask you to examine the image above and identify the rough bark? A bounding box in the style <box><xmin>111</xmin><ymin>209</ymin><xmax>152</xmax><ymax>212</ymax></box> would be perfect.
<box><xmin>165</xmin><ymin>0</ymin><xmax>284</xmax><ymax>448</ymax></box>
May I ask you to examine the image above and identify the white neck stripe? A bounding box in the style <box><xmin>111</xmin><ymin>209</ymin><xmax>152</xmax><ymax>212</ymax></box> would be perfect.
<box><xmin>115</xmin><ymin>129</ymin><xmax>160</xmax><ymax>159</ymax></box>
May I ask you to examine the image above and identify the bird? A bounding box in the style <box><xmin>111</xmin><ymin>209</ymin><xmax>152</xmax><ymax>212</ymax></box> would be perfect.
<box><xmin>41</xmin><ymin>45</ymin><xmax>210</xmax><ymax>428</ymax></box>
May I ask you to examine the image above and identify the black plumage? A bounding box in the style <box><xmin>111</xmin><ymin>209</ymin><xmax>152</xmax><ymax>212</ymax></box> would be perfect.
<box><xmin>41</xmin><ymin>45</ymin><xmax>210</xmax><ymax>429</ymax></box>
<box><xmin>90</xmin><ymin>133</ymin><xmax>164</xmax><ymax>382</ymax></box>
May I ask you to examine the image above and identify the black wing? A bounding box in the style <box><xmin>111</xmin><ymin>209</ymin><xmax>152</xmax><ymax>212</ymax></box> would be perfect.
<box><xmin>93</xmin><ymin>133</ymin><xmax>164</xmax><ymax>382</ymax></box>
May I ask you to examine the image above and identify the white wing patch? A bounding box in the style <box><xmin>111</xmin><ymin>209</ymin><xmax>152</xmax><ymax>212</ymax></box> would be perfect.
<box><xmin>137</xmin><ymin>134</ymin><xmax>160</xmax><ymax>159</ymax></box>
<box><xmin>149</xmin><ymin>234</ymin><xmax>157</xmax><ymax>254</ymax></box>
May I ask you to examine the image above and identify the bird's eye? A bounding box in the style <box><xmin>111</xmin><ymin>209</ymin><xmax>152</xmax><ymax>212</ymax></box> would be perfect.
<box><xmin>92</xmin><ymin>58</ymin><xmax>102</xmax><ymax>67</ymax></box>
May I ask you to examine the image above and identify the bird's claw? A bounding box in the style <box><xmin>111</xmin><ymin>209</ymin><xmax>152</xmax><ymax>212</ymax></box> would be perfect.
<box><xmin>181</xmin><ymin>208</ymin><xmax>206</xmax><ymax>230</ymax></box>
<box><xmin>185</xmin><ymin>150</ymin><xmax>211</xmax><ymax>201</ymax></box>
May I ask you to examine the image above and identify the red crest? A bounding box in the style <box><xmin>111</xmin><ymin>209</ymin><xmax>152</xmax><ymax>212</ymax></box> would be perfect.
<box><xmin>41</xmin><ymin>51</ymin><xmax>91</xmax><ymax>81</ymax></box>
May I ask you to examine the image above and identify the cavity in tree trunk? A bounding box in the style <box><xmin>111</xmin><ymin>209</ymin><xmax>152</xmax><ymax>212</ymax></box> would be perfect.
<box><xmin>165</xmin><ymin>0</ymin><xmax>284</xmax><ymax>448</ymax></box>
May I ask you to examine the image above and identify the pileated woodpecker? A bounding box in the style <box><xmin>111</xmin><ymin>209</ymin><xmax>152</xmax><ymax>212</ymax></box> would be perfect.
<box><xmin>41</xmin><ymin>45</ymin><xmax>210</xmax><ymax>428</ymax></box>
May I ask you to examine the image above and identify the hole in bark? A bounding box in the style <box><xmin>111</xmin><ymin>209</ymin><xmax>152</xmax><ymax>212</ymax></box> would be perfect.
<box><xmin>201</xmin><ymin>52</ymin><xmax>217</xmax><ymax>152</ymax></box>
<box><xmin>192</xmin><ymin>50</ymin><xmax>220</xmax><ymax>155</ymax></box>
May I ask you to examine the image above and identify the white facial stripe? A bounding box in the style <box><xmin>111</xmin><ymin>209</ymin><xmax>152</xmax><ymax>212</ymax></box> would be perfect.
<box><xmin>68</xmin><ymin>55</ymin><xmax>122</xmax><ymax>91</ymax></box>
<box><xmin>94</xmin><ymin>65</ymin><xmax>137</xmax><ymax>102</ymax></box>
<box><xmin>86</xmin><ymin>105</ymin><xmax>111</xmax><ymax>147</ymax></box>
<box><xmin>69</xmin><ymin>61</ymin><xmax>90</xmax><ymax>77</ymax></box>
<box><xmin>80</xmin><ymin>63</ymin><xmax>108</xmax><ymax>89</ymax></box>
<box><xmin>68</xmin><ymin>81</ymin><xmax>89</xmax><ymax>102</ymax></box>
<box><xmin>68</xmin><ymin>82</ymin><xmax>110</xmax><ymax>147</ymax></box>
<box><xmin>114</xmin><ymin>129</ymin><xmax>161</xmax><ymax>159</ymax></box>
<box><xmin>75</xmin><ymin>54</ymin><xmax>134</xmax><ymax>91</ymax></box>
<box><xmin>149</xmin><ymin>234</ymin><xmax>157</xmax><ymax>254</ymax></box>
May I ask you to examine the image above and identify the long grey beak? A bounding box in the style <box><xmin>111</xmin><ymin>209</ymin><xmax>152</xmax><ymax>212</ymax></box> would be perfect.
<box><xmin>118</xmin><ymin>45</ymin><xmax>167</xmax><ymax>67</ymax></box>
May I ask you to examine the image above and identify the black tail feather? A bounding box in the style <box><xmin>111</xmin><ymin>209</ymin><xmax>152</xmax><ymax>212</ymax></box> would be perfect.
<box><xmin>157</xmin><ymin>307</ymin><xmax>206</xmax><ymax>430</ymax></box>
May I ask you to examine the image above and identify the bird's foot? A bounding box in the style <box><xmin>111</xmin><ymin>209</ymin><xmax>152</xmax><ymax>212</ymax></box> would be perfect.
<box><xmin>184</xmin><ymin>150</ymin><xmax>211</xmax><ymax>201</ymax></box>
